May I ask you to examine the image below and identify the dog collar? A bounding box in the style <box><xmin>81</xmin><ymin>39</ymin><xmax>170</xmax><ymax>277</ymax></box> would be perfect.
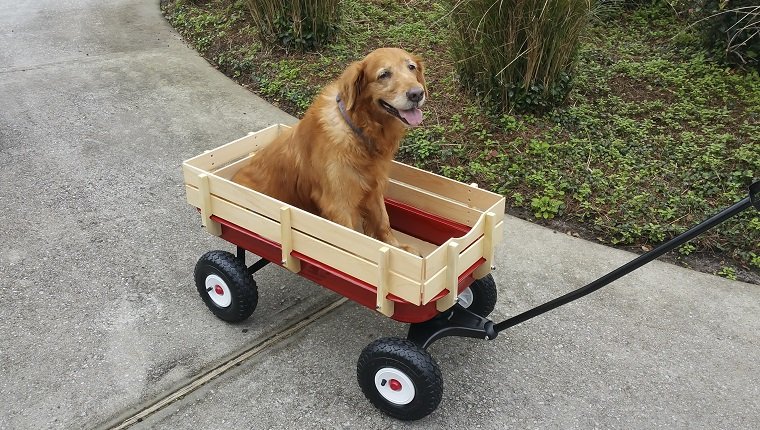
<box><xmin>336</xmin><ymin>94</ymin><xmax>373</xmax><ymax>151</ymax></box>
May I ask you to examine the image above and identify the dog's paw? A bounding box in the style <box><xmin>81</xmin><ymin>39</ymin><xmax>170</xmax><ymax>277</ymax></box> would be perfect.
<box><xmin>399</xmin><ymin>243</ymin><xmax>423</xmax><ymax>257</ymax></box>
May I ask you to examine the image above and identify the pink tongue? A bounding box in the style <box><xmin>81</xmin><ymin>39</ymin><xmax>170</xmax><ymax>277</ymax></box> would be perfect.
<box><xmin>399</xmin><ymin>108</ymin><xmax>423</xmax><ymax>126</ymax></box>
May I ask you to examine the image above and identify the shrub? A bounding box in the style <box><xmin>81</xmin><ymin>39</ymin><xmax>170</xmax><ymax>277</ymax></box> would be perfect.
<box><xmin>665</xmin><ymin>0</ymin><xmax>759</xmax><ymax>67</ymax></box>
<box><xmin>245</xmin><ymin>0</ymin><xmax>339</xmax><ymax>50</ymax></box>
<box><xmin>698</xmin><ymin>0</ymin><xmax>760</xmax><ymax>67</ymax></box>
<box><xmin>449</xmin><ymin>0</ymin><xmax>593</xmax><ymax>113</ymax></box>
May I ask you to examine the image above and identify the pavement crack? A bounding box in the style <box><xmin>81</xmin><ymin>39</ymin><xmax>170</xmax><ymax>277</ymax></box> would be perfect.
<box><xmin>101</xmin><ymin>297</ymin><xmax>347</xmax><ymax>429</ymax></box>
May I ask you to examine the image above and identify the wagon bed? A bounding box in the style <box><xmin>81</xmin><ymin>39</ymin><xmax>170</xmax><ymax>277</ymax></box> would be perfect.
<box><xmin>182</xmin><ymin>124</ymin><xmax>505</xmax><ymax>322</ymax></box>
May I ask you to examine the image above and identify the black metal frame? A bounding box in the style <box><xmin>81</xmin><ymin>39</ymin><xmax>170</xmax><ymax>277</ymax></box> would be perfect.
<box><xmin>236</xmin><ymin>246</ymin><xmax>270</xmax><ymax>275</ymax></box>
<box><xmin>408</xmin><ymin>180</ymin><xmax>759</xmax><ymax>349</ymax></box>
<box><xmin>407</xmin><ymin>304</ymin><xmax>497</xmax><ymax>349</ymax></box>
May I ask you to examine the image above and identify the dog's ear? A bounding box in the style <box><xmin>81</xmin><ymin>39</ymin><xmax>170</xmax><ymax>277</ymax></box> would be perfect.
<box><xmin>339</xmin><ymin>60</ymin><xmax>365</xmax><ymax>111</ymax></box>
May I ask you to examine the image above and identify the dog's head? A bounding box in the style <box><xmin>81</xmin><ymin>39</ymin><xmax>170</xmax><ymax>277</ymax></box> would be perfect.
<box><xmin>339</xmin><ymin>47</ymin><xmax>426</xmax><ymax>127</ymax></box>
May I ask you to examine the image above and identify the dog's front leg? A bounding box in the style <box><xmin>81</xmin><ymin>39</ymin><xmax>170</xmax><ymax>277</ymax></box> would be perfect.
<box><xmin>320</xmin><ymin>205</ymin><xmax>357</xmax><ymax>231</ymax></box>
<box><xmin>315</xmin><ymin>187</ymin><xmax>360</xmax><ymax>232</ymax></box>
<box><xmin>362</xmin><ymin>192</ymin><xmax>421</xmax><ymax>256</ymax></box>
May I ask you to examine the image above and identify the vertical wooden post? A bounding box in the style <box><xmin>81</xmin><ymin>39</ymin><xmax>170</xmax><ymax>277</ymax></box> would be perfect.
<box><xmin>198</xmin><ymin>174</ymin><xmax>221</xmax><ymax>236</ymax></box>
<box><xmin>437</xmin><ymin>241</ymin><xmax>459</xmax><ymax>312</ymax></box>
<box><xmin>280</xmin><ymin>206</ymin><xmax>301</xmax><ymax>273</ymax></box>
<box><xmin>474</xmin><ymin>212</ymin><xmax>496</xmax><ymax>279</ymax></box>
<box><xmin>376</xmin><ymin>247</ymin><xmax>394</xmax><ymax>317</ymax></box>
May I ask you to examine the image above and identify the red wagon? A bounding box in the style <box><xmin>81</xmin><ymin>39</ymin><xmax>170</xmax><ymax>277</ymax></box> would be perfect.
<box><xmin>183</xmin><ymin>124</ymin><xmax>506</xmax><ymax>420</ymax></box>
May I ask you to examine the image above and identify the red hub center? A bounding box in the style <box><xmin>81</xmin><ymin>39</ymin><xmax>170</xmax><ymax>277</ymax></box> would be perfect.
<box><xmin>214</xmin><ymin>285</ymin><xmax>224</xmax><ymax>295</ymax></box>
<box><xmin>389</xmin><ymin>379</ymin><xmax>402</xmax><ymax>391</ymax></box>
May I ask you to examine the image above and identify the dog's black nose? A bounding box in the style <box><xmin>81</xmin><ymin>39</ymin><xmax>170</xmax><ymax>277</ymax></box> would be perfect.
<box><xmin>406</xmin><ymin>88</ymin><xmax>424</xmax><ymax>103</ymax></box>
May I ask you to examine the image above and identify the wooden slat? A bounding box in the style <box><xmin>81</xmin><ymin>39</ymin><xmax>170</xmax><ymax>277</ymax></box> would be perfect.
<box><xmin>486</xmin><ymin>198</ymin><xmax>507</xmax><ymax>223</ymax></box>
<box><xmin>494</xmin><ymin>219</ymin><xmax>504</xmax><ymax>244</ymax></box>
<box><xmin>280</xmin><ymin>207</ymin><xmax>301</xmax><ymax>273</ymax></box>
<box><xmin>436</xmin><ymin>242</ymin><xmax>460</xmax><ymax>312</ymax></box>
<box><xmin>289</xmin><ymin>221</ymin><xmax>423</xmax><ymax>304</ymax></box>
<box><xmin>213</xmin><ymin>154</ymin><xmax>254</xmax><ymax>179</ymax></box>
<box><xmin>186</xmin><ymin>171</ymin><xmax>281</xmax><ymax>220</ymax></box>
<box><xmin>423</xmin><ymin>236</ymin><xmax>486</xmax><ymax>304</ymax></box>
<box><xmin>387</xmin><ymin>179</ymin><xmax>482</xmax><ymax>226</ymax></box>
<box><xmin>376</xmin><ymin>247</ymin><xmax>394</xmax><ymax>316</ymax></box>
<box><xmin>197</xmin><ymin>174</ymin><xmax>221</xmax><ymax>236</ymax></box>
<box><xmin>473</xmin><ymin>212</ymin><xmax>496</xmax><ymax>279</ymax></box>
<box><xmin>182</xmin><ymin>163</ymin><xmax>207</xmax><ymax>196</ymax></box>
<box><xmin>186</xmin><ymin>185</ymin><xmax>281</xmax><ymax>246</ymax></box>
<box><xmin>390</xmin><ymin>161</ymin><xmax>503</xmax><ymax>210</ymax></box>
<box><xmin>422</xmin><ymin>210</ymin><xmax>487</xmax><ymax>280</ymax></box>
<box><xmin>183</xmin><ymin>124</ymin><xmax>282</xmax><ymax>171</ymax></box>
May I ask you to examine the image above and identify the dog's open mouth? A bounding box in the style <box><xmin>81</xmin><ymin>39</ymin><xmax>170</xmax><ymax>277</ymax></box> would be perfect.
<box><xmin>380</xmin><ymin>100</ymin><xmax>423</xmax><ymax>126</ymax></box>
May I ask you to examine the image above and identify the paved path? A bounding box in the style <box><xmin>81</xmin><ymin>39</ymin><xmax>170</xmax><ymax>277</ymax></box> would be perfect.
<box><xmin>1</xmin><ymin>1</ymin><xmax>758</xmax><ymax>429</ymax></box>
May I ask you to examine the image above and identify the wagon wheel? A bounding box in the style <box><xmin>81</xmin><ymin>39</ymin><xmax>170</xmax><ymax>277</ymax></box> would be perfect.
<box><xmin>194</xmin><ymin>250</ymin><xmax>258</xmax><ymax>323</ymax></box>
<box><xmin>458</xmin><ymin>273</ymin><xmax>497</xmax><ymax>317</ymax></box>
<box><xmin>357</xmin><ymin>337</ymin><xmax>443</xmax><ymax>421</ymax></box>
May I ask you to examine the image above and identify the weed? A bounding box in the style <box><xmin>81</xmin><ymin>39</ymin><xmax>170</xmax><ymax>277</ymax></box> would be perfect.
<box><xmin>717</xmin><ymin>265</ymin><xmax>738</xmax><ymax>280</ymax></box>
<box><xmin>531</xmin><ymin>194</ymin><xmax>565</xmax><ymax>219</ymax></box>
<box><xmin>678</xmin><ymin>243</ymin><xmax>697</xmax><ymax>256</ymax></box>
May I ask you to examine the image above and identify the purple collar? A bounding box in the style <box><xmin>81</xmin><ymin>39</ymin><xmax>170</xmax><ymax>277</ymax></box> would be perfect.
<box><xmin>336</xmin><ymin>94</ymin><xmax>373</xmax><ymax>151</ymax></box>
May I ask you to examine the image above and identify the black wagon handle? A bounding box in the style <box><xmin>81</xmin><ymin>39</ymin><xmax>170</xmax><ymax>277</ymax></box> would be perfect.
<box><xmin>494</xmin><ymin>179</ymin><xmax>760</xmax><ymax>334</ymax></box>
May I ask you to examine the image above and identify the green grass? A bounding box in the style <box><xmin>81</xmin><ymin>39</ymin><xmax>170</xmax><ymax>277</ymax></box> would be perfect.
<box><xmin>162</xmin><ymin>0</ymin><xmax>759</xmax><ymax>281</ymax></box>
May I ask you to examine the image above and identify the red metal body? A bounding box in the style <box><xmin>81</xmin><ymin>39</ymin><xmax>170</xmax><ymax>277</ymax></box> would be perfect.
<box><xmin>212</xmin><ymin>199</ymin><xmax>486</xmax><ymax>324</ymax></box>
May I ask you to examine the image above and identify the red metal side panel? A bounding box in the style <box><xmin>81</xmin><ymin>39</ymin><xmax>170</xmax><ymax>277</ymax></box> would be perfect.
<box><xmin>385</xmin><ymin>198</ymin><xmax>471</xmax><ymax>245</ymax></box>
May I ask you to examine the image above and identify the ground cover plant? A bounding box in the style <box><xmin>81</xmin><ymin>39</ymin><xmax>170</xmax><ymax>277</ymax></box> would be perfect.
<box><xmin>162</xmin><ymin>0</ymin><xmax>759</xmax><ymax>282</ymax></box>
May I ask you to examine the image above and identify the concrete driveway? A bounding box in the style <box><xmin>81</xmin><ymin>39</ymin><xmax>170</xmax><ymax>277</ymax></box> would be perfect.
<box><xmin>1</xmin><ymin>1</ymin><xmax>758</xmax><ymax>429</ymax></box>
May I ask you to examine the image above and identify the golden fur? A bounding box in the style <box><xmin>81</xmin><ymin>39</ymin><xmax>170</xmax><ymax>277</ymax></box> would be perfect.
<box><xmin>232</xmin><ymin>48</ymin><xmax>427</xmax><ymax>254</ymax></box>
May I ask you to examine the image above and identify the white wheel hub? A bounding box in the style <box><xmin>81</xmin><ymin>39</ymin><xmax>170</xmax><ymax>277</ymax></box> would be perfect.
<box><xmin>458</xmin><ymin>287</ymin><xmax>474</xmax><ymax>308</ymax></box>
<box><xmin>374</xmin><ymin>367</ymin><xmax>415</xmax><ymax>405</ymax></box>
<box><xmin>205</xmin><ymin>274</ymin><xmax>232</xmax><ymax>308</ymax></box>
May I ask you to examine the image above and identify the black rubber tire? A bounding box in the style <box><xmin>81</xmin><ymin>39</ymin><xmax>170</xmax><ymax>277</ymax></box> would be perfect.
<box><xmin>194</xmin><ymin>250</ymin><xmax>258</xmax><ymax>323</ymax></box>
<box><xmin>462</xmin><ymin>273</ymin><xmax>498</xmax><ymax>317</ymax></box>
<box><xmin>357</xmin><ymin>337</ymin><xmax>443</xmax><ymax>421</ymax></box>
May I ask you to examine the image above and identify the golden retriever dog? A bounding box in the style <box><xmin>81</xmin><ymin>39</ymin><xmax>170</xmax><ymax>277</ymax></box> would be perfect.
<box><xmin>232</xmin><ymin>47</ymin><xmax>426</xmax><ymax>255</ymax></box>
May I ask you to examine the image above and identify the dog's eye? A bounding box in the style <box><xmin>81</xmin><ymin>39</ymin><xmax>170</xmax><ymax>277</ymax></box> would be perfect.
<box><xmin>408</xmin><ymin>64</ymin><xmax>417</xmax><ymax>71</ymax></box>
<box><xmin>379</xmin><ymin>70</ymin><xmax>392</xmax><ymax>80</ymax></box>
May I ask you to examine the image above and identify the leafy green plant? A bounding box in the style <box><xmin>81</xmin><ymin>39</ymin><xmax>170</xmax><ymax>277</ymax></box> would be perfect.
<box><xmin>717</xmin><ymin>265</ymin><xmax>738</xmax><ymax>280</ymax></box>
<box><xmin>678</xmin><ymin>243</ymin><xmax>697</xmax><ymax>255</ymax></box>
<box><xmin>751</xmin><ymin>252</ymin><xmax>760</xmax><ymax>269</ymax></box>
<box><xmin>400</xmin><ymin>128</ymin><xmax>445</xmax><ymax>167</ymax></box>
<box><xmin>512</xmin><ymin>192</ymin><xmax>525</xmax><ymax>206</ymax></box>
<box><xmin>499</xmin><ymin>114</ymin><xmax>523</xmax><ymax>132</ymax></box>
<box><xmin>531</xmin><ymin>195</ymin><xmax>565</xmax><ymax>219</ymax></box>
